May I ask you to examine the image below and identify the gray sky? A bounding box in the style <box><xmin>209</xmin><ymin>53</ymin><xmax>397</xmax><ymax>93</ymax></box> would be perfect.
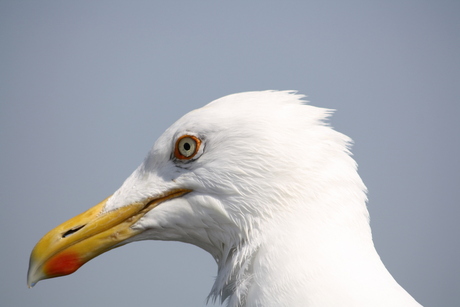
<box><xmin>1</xmin><ymin>1</ymin><xmax>459</xmax><ymax>306</ymax></box>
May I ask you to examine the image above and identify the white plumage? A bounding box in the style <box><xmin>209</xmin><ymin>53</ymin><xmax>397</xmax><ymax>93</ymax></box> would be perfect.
<box><xmin>28</xmin><ymin>90</ymin><xmax>422</xmax><ymax>306</ymax></box>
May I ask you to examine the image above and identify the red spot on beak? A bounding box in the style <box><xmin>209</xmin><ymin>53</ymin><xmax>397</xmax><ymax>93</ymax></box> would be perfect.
<box><xmin>44</xmin><ymin>251</ymin><xmax>82</xmax><ymax>278</ymax></box>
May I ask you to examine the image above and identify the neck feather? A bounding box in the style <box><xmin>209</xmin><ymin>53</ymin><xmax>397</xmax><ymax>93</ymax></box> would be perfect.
<box><xmin>208</xmin><ymin>197</ymin><xmax>421</xmax><ymax>307</ymax></box>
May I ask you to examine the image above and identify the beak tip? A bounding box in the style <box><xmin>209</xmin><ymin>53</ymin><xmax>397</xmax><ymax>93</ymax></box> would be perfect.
<box><xmin>27</xmin><ymin>259</ymin><xmax>44</xmax><ymax>289</ymax></box>
<box><xmin>26</xmin><ymin>274</ymin><xmax>38</xmax><ymax>289</ymax></box>
<box><xmin>27</xmin><ymin>273</ymin><xmax>37</xmax><ymax>289</ymax></box>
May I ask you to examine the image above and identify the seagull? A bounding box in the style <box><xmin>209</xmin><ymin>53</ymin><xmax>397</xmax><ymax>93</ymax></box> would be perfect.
<box><xmin>28</xmin><ymin>91</ymin><xmax>422</xmax><ymax>306</ymax></box>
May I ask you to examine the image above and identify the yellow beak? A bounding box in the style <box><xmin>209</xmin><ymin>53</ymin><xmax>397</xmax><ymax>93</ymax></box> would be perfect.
<box><xmin>27</xmin><ymin>189</ymin><xmax>191</xmax><ymax>288</ymax></box>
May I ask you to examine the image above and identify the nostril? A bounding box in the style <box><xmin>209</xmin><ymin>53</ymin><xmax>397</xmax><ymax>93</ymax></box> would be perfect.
<box><xmin>62</xmin><ymin>225</ymin><xmax>85</xmax><ymax>238</ymax></box>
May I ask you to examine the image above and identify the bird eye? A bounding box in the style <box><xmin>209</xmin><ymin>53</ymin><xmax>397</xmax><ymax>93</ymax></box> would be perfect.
<box><xmin>174</xmin><ymin>135</ymin><xmax>201</xmax><ymax>160</ymax></box>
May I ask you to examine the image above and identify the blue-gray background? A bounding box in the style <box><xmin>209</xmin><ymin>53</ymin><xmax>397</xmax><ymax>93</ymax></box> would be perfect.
<box><xmin>1</xmin><ymin>1</ymin><xmax>459</xmax><ymax>306</ymax></box>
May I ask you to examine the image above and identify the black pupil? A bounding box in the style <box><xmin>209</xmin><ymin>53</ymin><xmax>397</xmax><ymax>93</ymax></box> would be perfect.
<box><xmin>183</xmin><ymin>142</ymin><xmax>191</xmax><ymax>151</ymax></box>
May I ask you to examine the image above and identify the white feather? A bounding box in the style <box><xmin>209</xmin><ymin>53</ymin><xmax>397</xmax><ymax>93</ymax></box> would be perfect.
<box><xmin>105</xmin><ymin>91</ymin><xmax>421</xmax><ymax>307</ymax></box>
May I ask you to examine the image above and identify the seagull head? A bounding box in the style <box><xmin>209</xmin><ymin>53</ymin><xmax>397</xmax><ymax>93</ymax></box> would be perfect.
<box><xmin>27</xmin><ymin>90</ymin><xmax>370</xmax><ymax>304</ymax></box>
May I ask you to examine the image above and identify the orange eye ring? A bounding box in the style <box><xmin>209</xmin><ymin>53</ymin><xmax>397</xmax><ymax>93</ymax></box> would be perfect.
<box><xmin>174</xmin><ymin>135</ymin><xmax>201</xmax><ymax>160</ymax></box>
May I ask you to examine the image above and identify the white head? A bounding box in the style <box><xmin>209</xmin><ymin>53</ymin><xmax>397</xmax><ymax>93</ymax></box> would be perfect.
<box><xmin>28</xmin><ymin>91</ymin><xmax>420</xmax><ymax>306</ymax></box>
<box><xmin>104</xmin><ymin>90</ymin><xmax>365</xmax><ymax>252</ymax></box>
